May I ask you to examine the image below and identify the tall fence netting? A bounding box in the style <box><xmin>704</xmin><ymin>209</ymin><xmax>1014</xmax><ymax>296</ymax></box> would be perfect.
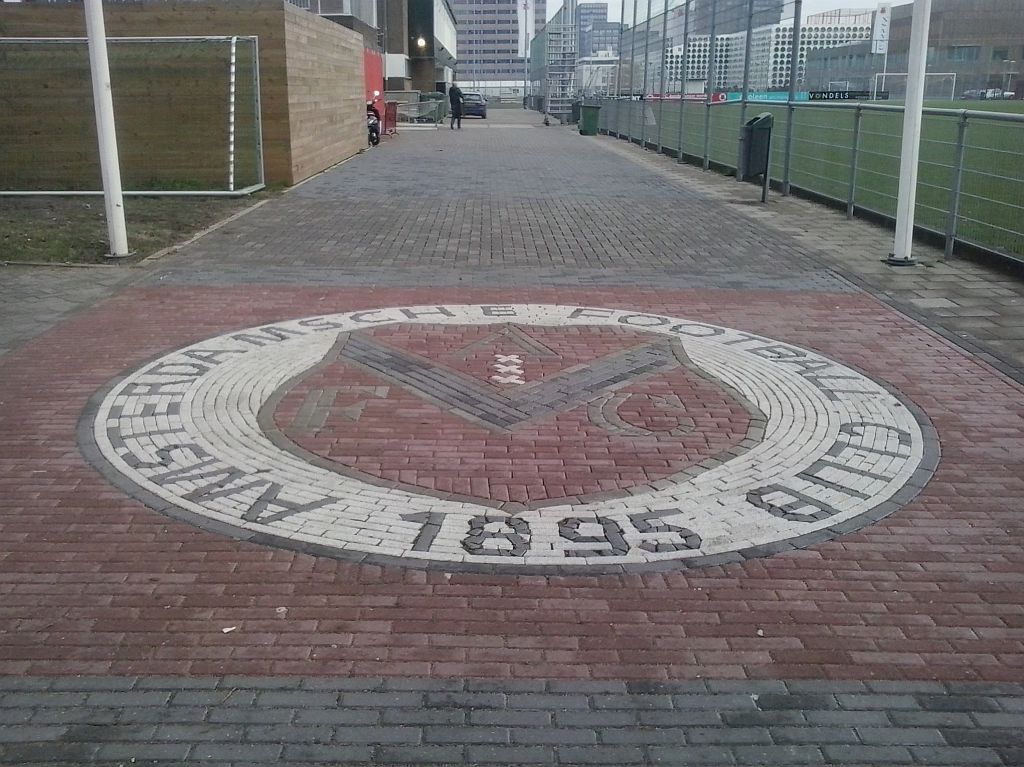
<box><xmin>597</xmin><ymin>0</ymin><xmax>1024</xmax><ymax>261</ymax></box>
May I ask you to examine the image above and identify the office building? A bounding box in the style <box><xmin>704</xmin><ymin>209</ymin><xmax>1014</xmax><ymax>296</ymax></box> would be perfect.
<box><xmin>450</xmin><ymin>0</ymin><xmax>546</xmax><ymax>94</ymax></box>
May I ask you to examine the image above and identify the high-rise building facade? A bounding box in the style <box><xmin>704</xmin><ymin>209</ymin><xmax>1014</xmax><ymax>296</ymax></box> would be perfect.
<box><xmin>451</xmin><ymin>0</ymin><xmax>546</xmax><ymax>88</ymax></box>
<box><xmin>689</xmin><ymin>0</ymin><xmax>781</xmax><ymax>36</ymax></box>
<box><xmin>576</xmin><ymin>1</ymin><xmax>608</xmax><ymax>53</ymax></box>
<box><xmin>584</xmin><ymin>20</ymin><xmax>622</xmax><ymax>56</ymax></box>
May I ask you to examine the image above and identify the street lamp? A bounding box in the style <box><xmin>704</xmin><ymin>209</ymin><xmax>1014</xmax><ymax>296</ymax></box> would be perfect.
<box><xmin>416</xmin><ymin>36</ymin><xmax>427</xmax><ymax>50</ymax></box>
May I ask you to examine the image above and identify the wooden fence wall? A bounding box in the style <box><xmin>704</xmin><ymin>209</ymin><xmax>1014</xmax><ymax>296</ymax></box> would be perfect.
<box><xmin>0</xmin><ymin>0</ymin><xmax>365</xmax><ymax>188</ymax></box>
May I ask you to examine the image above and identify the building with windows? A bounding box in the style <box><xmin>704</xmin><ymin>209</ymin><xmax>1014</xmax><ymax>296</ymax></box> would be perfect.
<box><xmin>875</xmin><ymin>0</ymin><xmax>1022</xmax><ymax>96</ymax></box>
<box><xmin>689</xmin><ymin>0</ymin><xmax>781</xmax><ymax>36</ymax></box>
<box><xmin>746</xmin><ymin>9</ymin><xmax>875</xmax><ymax>91</ymax></box>
<box><xmin>577</xmin><ymin>2</ymin><xmax>608</xmax><ymax>37</ymax></box>
<box><xmin>582</xmin><ymin>20</ymin><xmax>622</xmax><ymax>56</ymax></box>
<box><xmin>450</xmin><ymin>0</ymin><xmax>546</xmax><ymax>96</ymax></box>
<box><xmin>665</xmin><ymin>31</ymin><xmax>746</xmax><ymax>91</ymax></box>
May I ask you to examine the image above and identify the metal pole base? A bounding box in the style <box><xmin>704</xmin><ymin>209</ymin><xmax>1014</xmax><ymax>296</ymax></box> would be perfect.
<box><xmin>103</xmin><ymin>251</ymin><xmax>135</xmax><ymax>262</ymax></box>
<box><xmin>884</xmin><ymin>254</ymin><xmax>918</xmax><ymax>266</ymax></box>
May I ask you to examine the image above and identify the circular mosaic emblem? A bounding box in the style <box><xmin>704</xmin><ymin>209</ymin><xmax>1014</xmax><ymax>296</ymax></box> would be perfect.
<box><xmin>88</xmin><ymin>304</ymin><xmax>934</xmax><ymax>571</ymax></box>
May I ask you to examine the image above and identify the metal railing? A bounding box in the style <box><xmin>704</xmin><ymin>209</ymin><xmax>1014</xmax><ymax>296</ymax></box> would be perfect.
<box><xmin>597</xmin><ymin>97</ymin><xmax>1024</xmax><ymax>263</ymax></box>
<box><xmin>395</xmin><ymin>100</ymin><xmax>447</xmax><ymax>128</ymax></box>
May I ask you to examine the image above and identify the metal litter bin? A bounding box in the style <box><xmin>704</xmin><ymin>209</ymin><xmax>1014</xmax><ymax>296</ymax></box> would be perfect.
<box><xmin>580</xmin><ymin>104</ymin><xmax>601</xmax><ymax>136</ymax></box>
<box><xmin>738</xmin><ymin>112</ymin><xmax>774</xmax><ymax>201</ymax></box>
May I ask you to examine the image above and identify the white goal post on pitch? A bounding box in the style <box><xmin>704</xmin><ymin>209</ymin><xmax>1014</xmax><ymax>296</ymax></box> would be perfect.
<box><xmin>0</xmin><ymin>35</ymin><xmax>265</xmax><ymax>196</ymax></box>
<box><xmin>872</xmin><ymin>71</ymin><xmax>957</xmax><ymax>101</ymax></box>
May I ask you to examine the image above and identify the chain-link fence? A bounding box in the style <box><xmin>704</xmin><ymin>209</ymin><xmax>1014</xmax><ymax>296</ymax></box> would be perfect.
<box><xmin>0</xmin><ymin>36</ymin><xmax>264</xmax><ymax>195</ymax></box>
<box><xmin>597</xmin><ymin>0</ymin><xmax>1024</xmax><ymax>262</ymax></box>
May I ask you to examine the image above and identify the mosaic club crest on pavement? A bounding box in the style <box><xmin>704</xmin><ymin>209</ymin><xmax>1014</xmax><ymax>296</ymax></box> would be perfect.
<box><xmin>87</xmin><ymin>304</ymin><xmax>933</xmax><ymax>571</ymax></box>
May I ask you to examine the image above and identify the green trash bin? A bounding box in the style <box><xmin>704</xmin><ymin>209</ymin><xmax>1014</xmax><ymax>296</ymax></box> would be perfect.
<box><xmin>579</xmin><ymin>104</ymin><xmax>601</xmax><ymax>136</ymax></box>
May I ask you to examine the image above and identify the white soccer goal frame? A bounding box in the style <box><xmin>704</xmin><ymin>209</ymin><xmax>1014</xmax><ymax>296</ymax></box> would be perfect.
<box><xmin>872</xmin><ymin>71</ymin><xmax>957</xmax><ymax>101</ymax></box>
<box><xmin>0</xmin><ymin>36</ymin><xmax>265</xmax><ymax>197</ymax></box>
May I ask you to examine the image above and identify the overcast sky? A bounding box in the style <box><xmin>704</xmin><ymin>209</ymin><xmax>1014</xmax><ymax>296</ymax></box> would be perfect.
<box><xmin>548</xmin><ymin>0</ymin><xmax>912</xmax><ymax>23</ymax></box>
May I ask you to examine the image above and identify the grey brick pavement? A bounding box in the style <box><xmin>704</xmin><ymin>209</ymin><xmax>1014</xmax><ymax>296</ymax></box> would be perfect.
<box><xmin>3</xmin><ymin>109</ymin><xmax>1022</xmax><ymax>379</ymax></box>
<box><xmin>2</xmin><ymin>677</ymin><xmax>1023</xmax><ymax>765</ymax></box>
<box><xmin>0</xmin><ymin>265</ymin><xmax>135</xmax><ymax>358</ymax></box>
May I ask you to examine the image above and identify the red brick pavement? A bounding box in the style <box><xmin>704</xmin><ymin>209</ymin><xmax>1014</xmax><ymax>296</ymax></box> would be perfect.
<box><xmin>1</xmin><ymin>286</ymin><xmax>1023</xmax><ymax>682</ymax></box>
<box><xmin>274</xmin><ymin>324</ymin><xmax>753</xmax><ymax>506</ymax></box>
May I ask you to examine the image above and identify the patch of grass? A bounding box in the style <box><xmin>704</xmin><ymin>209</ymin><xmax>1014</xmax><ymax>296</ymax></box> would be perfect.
<box><xmin>0</xmin><ymin>193</ymin><xmax>268</xmax><ymax>265</ymax></box>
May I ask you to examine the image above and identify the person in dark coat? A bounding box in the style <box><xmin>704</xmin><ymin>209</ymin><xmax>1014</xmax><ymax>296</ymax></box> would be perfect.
<box><xmin>449</xmin><ymin>82</ymin><xmax>464</xmax><ymax>130</ymax></box>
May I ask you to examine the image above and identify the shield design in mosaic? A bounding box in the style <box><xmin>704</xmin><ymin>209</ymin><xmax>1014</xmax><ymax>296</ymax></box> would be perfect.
<box><xmin>265</xmin><ymin>323</ymin><xmax>766</xmax><ymax>510</ymax></box>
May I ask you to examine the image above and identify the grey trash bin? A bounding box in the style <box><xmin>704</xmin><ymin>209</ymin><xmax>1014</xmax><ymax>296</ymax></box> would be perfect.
<box><xmin>738</xmin><ymin>112</ymin><xmax>774</xmax><ymax>202</ymax></box>
<box><xmin>738</xmin><ymin>112</ymin><xmax>774</xmax><ymax>181</ymax></box>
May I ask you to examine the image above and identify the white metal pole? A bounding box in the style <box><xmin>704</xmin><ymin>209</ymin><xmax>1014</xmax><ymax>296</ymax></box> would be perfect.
<box><xmin>228</xmin><ymin>36</ymin><xmax>238</xmax><ymax>193</ymax></box>
<box><xmin>888</xmin><ymin>0</ymin><xmax>932</xmax><ymax>265</ymax></box>
<box><xmin>84</xmin><ymin>0</ymin><xmax>129</xmax><ymax>258</ymax></box>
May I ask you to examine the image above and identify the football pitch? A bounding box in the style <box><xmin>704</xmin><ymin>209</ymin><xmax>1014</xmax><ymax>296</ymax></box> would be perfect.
<box><xmin>609</xmin><ymin>99</ymin><xmax>1024</xmax><ymax>259</ymax></box>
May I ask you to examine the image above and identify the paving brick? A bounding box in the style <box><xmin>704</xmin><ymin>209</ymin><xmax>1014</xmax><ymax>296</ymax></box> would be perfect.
<box><xmin>208</xmin><ymin>707</ymin><xmax>296</xmax><ymax>725</ymax></box>
<box><xmin>556</xmin><ymin>745</ymin><xmax>646</xmax><ymax>763</ymax></box>
<box><xmin>281</xmin><ymin>743</ymin><xmax>376</xmax><ymax>762</ymax></box>
<box><xmin>722</xmin><ymin>710</ymin><xmax>804</xmax><ymax>727</ymax></box>
<box><xmin>909</xmin><ymin>746</ymin><xmax>1003</xmax><ymax>765</ymax></box>
<box><xmin>0</xmin><ymin>693</ymin><xmax>86</xmax><ymax>708</ymax></box>
<box><xmin>0</xmin><ymin>725</ymin><xmax>68</xmax><ymax>742</ymax></box>
<box><xmin>836</xmin><ymin>694</ymin><xmax>921</xmax><ymax>711</ymax></box>
<box><xmin>257</xmin><ymin>691</ymin><xmax>339</xmax><ymax>707</ymax></box>
<box><xmin>63</xmin><ymin>724</ymin><xmax>157</xmax><ymax>742</ymax></box>
<box><xmin>425</xmin><ymin>692</ymin><xmax>505</xmax><ymax>709</ymax></box>
<box><xmin>638</xmin><ymin>711</ymin><xmax>722</xmax><ymax>727</ymax></box>
<box><xmin>889</xmin><ymin>711</ymin><xmax>976</xmax><ymax>728</ymax></box>
<box><xmin>96</xmin><ymin>743</ymin><xmax>192</xmax><ymax>761</ymax></box>
<box><xmin>85</xmin><ymin>691</ymin><xmax>172</xmax><ymax>707</ymax></box>
<box><xmin>685</xmin><ymin>727</ymin><xmax>773</xmax><ymax>745</ymax></box>
<box><xmin>673</xmin><ymin>694</ymin><xmax>757</xmax><ymax>711</ymax></box>
<box><xmin>472</xmin><ymin>710</ymin><xmax>551</xmax><ymax>726</ymax></box>
<box><xmin>332</xmin><ymin>726</ymin><xmax>422</xmax><ymax>744</ymax></box>
<box><xmin>377</xmin><ymin>745</ymin><xmax>464</xmax><ymax>763</ymax></box>
<box><xmin>466</xmin><ymin>744</ymin><xmax>555</xmax><ymax>763</ymax></box>
<box><xmin>943</xmin><ymin>728</ymin><xmax>1024</xmax><ymax>747</ymax></box>
<box><xmin>648</xmin><ymin>746</ymin><xmax>736</xmax><ymax>764</ymax></box>
<box><xmin>770</xmin><ymin>726</ymin><xmax>858</xmax><ymax>745</ymax></box>
<box><xmin>599</xmin><ymin>727</ymin><xmax>689</xmax><ymax>744</ymax></box>
<box><xmin>507</xmin><ymin>693</ymin><xmax>590</xmax><ymax>710</ymax></box>
<box><xmin>804</xmin><ymin>710</ymin><xmax>890</xmax><ymax>727</ymax></box>
<box><xmin>855</xmin><ymin>726</ymin><xmax>945</xmax><ymax>745</ymax></box>
<box><xmin>242</xmin><ymin>724</ymin><xmax>334</xmax><ymax>742</ymax></box>
<box><xmin>732</xmin><ymin>745</ymin><xmax>825</xmax><ymax>764</ymax></box>
<box><xmin>188</xmin><ymin>743</ymin><xmax>283</xmax><ymax>761</ymax></box>
<box><xmin>293</xmin><ymin>707</ymin><xmax>381</xmax><ymax>725</ymax></box>
<box><xmin>153</xmin><ymin>724</ymin><xmax>244</xmax><ymax>742</ymax></box>
<box><xmin>50</xmin><ymin>677</ymin><xmax>138</xmax><ymax>692</ymax></box>
<box><xmin>510</xmin><ymin>727</ymin><xmax>597</xmax><ymax>744</ymax></box>
<box><xmin>916</xmin><ymin>694</ymin><xmax>1001</xmax><ymax>713</ymax></box>
<box><xmin>821</xmin><ymin>744</ymin><xmax>915</xmax><ymax>763</ymax></box>
<box><xmin>340</xmin><ymin>691</ymin><xmax>425</xmax><ymax>708</ymax></box>
<box><xmin>592</xmin><ymin>694</ymin><xmax>674</xmax><ymax>710</ymax></box>
<box><xmin>423</xmin><ymin>725</ymin><xmax>508</xmax><ymax>744</ymax></box>
<box><xmin>171</xmin><ymin>690</ymin><xmax>256</xmax><ymax>707</ymax></box>
<box><xmin>755</xmin><ymin>693</ymin><xmax>837</xmax><ymax>711</ymax></box>
<box><xmin>385</xmin><ymin>708</ymin><xmax>466</xmax><ymax>725</ymax></box>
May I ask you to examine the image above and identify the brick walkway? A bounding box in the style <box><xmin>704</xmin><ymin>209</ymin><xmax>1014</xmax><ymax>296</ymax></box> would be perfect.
<box><xmin>2</xmin><ymin>108</ymin><xmax>1024</xmax><ymax>765</ymax></box>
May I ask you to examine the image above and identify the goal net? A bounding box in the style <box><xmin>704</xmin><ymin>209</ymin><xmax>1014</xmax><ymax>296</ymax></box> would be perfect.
<box><xmin>872</xmin><ymin>72</ymin><xmax>957</xmax><ymax>101</ymax></box>
<box><xmin>0</xmin><ymin>36</ymin><xmax>264</xmax><ymax>195</ymax></box>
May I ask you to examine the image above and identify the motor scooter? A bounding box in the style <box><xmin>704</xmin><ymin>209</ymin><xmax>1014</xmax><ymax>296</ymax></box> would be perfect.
<box><xmin>367</xmin><ymin>90</ymin><xmax>382</xmax><ymax>147</ymax></box>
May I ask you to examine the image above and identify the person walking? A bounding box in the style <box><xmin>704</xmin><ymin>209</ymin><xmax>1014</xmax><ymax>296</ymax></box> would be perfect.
<box><xmin>449</xmin><ymin>82</ymin><xmax>464</xmax><ymax>130</ymax></box>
